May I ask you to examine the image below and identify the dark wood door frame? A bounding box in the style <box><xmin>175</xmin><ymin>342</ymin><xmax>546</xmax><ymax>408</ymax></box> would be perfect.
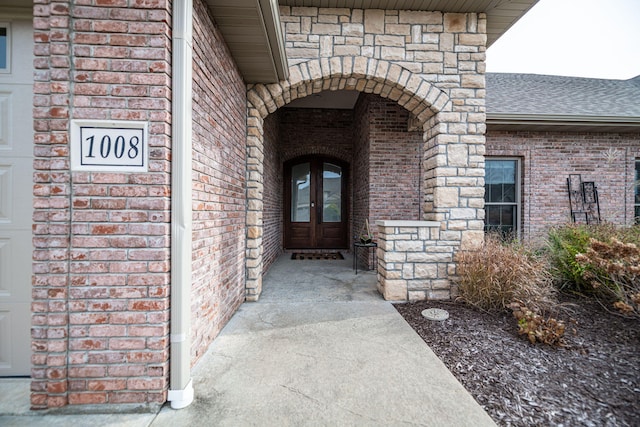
<box><xmin>284</xmin><ymin>155</ymin><xmax>349</xmax><ymax>249</ymax></box>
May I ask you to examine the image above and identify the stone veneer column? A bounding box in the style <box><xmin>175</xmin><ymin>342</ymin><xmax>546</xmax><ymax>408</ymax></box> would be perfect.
<box><xmin>423</xmin><ymin>111</ymin><xmax>486</xmax><ymax>252</ymax></box>
<box><xmin>377</xmin><ymin>220</ymin><xmax>456</xmax><ymax>301</ymax></box>
<box><xmin>245</xmin><ymin>107</ymin><xmax>264</xmax><ymax>301</ymax></box>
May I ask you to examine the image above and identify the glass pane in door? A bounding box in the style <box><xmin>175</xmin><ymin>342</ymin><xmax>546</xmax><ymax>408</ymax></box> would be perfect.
<box><xmin>291</xmin><ymin>162</ymin><xmax>310</xmax><ymax>222</ymax></box>
<box><xmin>322</xmin><ymin>163</ymin><xmax>342</xmax><ymax>222</ymax></box>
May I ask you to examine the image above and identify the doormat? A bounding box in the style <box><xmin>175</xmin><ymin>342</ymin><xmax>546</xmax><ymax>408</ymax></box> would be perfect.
<box><xmin>291</xmin><ymin>252</ymin><xmax>344</xmax><ymax>260</ymax></box>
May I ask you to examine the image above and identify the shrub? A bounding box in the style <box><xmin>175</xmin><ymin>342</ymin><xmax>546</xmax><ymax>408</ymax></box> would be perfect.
<box><xmin>547</xmin><ymin>223</ymin><xmax>640</xmax><ymax>317</ymax></box>
<box><xmin>576</xmin><ymin>238</ymin><xmax>640</xmax><ymax>317</ymax></box>
<box><xmin>456</xmin><ymin>234</ymin><xmax>557</xmax><ymax>314</ymax></box>
<box><xmin>547</xmin><ymin>223</ymin><xmax>640</xmax><ymax>291</ymax></box>
<box><xmin>509</xmin><ymin>301</ymin><xmax>566</xmax><ymax>346</ymax></box>
<box><xmin>547</xmin><ymin>224</ymin><xmax>592</xmax><ymax>292</ymax></box>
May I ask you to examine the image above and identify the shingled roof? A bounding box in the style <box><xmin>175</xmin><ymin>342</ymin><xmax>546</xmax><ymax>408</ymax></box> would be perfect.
<box><xmin>486</xmin><ymin>73</ymin><xmax>640</xmax><ymax>132</ymax></box>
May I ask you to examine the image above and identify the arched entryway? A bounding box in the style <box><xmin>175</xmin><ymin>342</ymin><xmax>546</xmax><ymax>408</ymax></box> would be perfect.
<box><xmin>245</xmin><ymin>56</ymin><xmax>485</xmax><ymax>301</ymax></box>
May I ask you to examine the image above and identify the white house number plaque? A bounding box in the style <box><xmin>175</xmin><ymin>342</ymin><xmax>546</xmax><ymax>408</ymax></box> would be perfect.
<box><xmin>71</xmin><ymin>120</ymin><xmax>149</xmax><ymax>172</ymax></box>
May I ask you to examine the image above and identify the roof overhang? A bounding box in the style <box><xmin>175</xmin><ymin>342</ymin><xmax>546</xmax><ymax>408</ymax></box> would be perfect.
<box><xmin>0</xmin><ymin>0</ymin><xmax>32</xmax><ymax>18</ymax></box>
<box><xmin>487</xmin><ymin>113</ymin><xmax>640</xmax><ymax>133</ymax></box>
<box><xmin>205</xmin><ymin>0</ymin><xmax>289</xmax><ymax>83</ymax></box>
<box><xmin>206</xmin><ymin>0</ymin><xmax>537</xmax><ymax>84</ymax></box>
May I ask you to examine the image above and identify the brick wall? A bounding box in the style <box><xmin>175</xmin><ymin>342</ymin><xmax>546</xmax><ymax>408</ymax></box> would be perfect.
<box><xmin>32</xmin><ymin>0</ymin><xmax>172</xmax><ymax>409</ymax></box>
<box><xmin>367</xmin><ymin>96</ymin><xmax>422</xmax><ymax>226</ymax></box>
<box><xmin>263</xmin><ymin>113</ymin><xmax>282</xmax><ymax>273</ymax></box>
<box><xmin>486</xmin><ymin>131</ymin><xmax>640</xmax><ymax>238</ymax></box>
<box><xmin>278</xmin><ymin>108</ymin><xmax>354</xmax><ymax>163</ymax></box>
<box><xmin>191</xmin><ymin>0</ymin><xmax>247</xmax><ymax>363</ymax></box>
<box><xmin>353</xmin><ymin>94</ymin><xmax>422</xmax><ymax>267</ymax></box>
<box><xmin>353</xmin><ymin>95</ymin><xmax>371</xmax><ymax>250</ymax></box>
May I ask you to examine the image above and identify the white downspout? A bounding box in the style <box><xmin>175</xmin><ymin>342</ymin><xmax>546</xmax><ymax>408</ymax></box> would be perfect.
<box><xmin>168</xmin><ymin>0</ymin><xmax>194</xmax><ymax>410</ymax></box>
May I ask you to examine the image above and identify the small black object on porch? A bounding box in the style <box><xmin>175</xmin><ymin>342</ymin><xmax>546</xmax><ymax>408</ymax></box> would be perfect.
<box><xmin>353</xmin><ymin>241</ymin><xmax>377</xmax><ymax>275</ymax></box>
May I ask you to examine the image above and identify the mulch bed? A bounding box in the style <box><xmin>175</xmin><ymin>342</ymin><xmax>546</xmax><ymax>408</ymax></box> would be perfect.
<box><xmin>395</xmin><ymin>295</ymin><xmax>640</xmax><ymax>426</ymax></box>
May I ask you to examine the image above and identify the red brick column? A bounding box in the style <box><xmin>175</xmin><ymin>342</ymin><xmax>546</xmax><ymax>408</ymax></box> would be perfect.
<box><xmin>32</xmin><ymin>0</ymin><xmax>172</xmax><ymax>409</ymax></box>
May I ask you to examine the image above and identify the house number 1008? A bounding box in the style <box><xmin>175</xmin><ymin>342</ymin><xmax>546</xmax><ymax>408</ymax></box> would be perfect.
<box><xmin>85</xmin><ymin>134</ymin><xmax>141</xmax><ymax>160</ymax></box>
<box><xmin>74</xmin><ymin>122</ymin><xmax>147</xmax><ymax>171</ymax></box>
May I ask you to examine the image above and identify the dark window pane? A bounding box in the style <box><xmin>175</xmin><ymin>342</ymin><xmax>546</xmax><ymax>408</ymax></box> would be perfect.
<box><xmin>485</xmin><ymin>160</ymin><xmax>516</xmax><ymax>203</ymax></box>
<box><xmin>485</xmin><ymin>206</ymin><xmax>502</xmax><ymax>228</ymax></box>
<box><xmin>0</xmin><ymin>27</ymin><xmax>7</xmax><ymax>70</ymax></box>
<box><xmin>502</xmin><ymin>184</ymin><xmax>516</xmax><ymax>203</ymax></box>
<box><xmin>485</xmin><ymin>205</ymin><xmax>514</xmax><ymax>227</ymax></box>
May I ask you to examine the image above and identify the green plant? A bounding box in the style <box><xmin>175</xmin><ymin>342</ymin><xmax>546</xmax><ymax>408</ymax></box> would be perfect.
<box><xmin>547</xmin><ymin>224</ymin><xmax>593</xmax><ymax>292</ymax></box>
<box><xmin>455</xmin><ymin>234</ymin><xmax>557</xmax><ymax>314</ymax></box>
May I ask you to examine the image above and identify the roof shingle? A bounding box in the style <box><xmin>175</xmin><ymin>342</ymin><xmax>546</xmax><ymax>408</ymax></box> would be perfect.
<box><xmin>486</xmin><ymin>73</ymin><xmax>640</xmax><ymax>117</ymax></box>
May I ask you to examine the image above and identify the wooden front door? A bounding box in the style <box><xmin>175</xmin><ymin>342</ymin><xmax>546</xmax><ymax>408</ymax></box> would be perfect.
<box><xmin>284</xmin><ymin>157</ymin><xmax>348</xmax><ymax>249</ymax></box>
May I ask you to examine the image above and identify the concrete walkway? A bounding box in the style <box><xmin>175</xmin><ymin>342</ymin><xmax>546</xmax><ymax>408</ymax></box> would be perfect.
<box><xmin>0</xmin><ymin>253</ymin><xmax>495</xmax><ymax>426</ymax></box>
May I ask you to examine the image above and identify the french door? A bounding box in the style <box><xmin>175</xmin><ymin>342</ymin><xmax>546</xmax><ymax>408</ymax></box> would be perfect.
<box><xmin>284</xmin><ymin>156</ymin><xmax>348</xmax><ymax>249</ymax></box>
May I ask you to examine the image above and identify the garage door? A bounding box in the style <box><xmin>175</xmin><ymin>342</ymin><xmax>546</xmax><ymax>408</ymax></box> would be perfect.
<box><xmin>0</xmin><ymin>17</ymin><xmax>34</xmax><ymax>376</ymax></box>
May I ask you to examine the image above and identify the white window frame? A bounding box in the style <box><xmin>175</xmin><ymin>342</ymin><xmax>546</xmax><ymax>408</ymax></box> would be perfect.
<box><xmin>0</xmin><ymin>22</ymin><xmax>11</xmax><ymax>74</ymax></box>
<box><xmin>484</xmin><ymin>157</ymin><xmax>521</xmax><ymax>238</ymax></box>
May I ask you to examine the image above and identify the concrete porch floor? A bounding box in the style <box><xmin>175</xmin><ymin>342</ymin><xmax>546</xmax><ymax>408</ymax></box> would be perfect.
<box><xmin>0</xmin><ymin>253</ymin><xmax>495</xmax><ymax>426</ymax></box>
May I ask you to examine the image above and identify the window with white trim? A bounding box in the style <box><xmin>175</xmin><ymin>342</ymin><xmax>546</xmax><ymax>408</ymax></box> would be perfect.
<box><xmin>484</xmin><ymin>158</ymin><xmax>521</xmax><ymax>236</ymax></box>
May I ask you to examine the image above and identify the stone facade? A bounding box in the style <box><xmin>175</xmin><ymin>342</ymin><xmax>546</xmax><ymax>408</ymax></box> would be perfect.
<box><xmin>376</xmin><ymin>220</ymin><xmax>456</xmax><ymax>301</ymax></box>
<box><xmin>245</xmin><ymin>7</ymin><xmax>488</xmax><ymax>300</ymax></box>
<box><xmin>486</xmin><ymin>130</ymin><xmax>640</xmax><ymax>238</ymax></box>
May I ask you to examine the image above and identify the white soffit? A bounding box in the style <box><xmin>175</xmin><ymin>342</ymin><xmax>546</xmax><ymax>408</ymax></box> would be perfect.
<box><xmin>206</xmin><ymin>0</ymin><xmax>288</xmax><ymax>83</ymax></box>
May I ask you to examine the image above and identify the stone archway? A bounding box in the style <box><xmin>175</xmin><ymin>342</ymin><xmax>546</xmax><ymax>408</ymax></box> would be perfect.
<box><xmin>245</xmin><ymin>56</ymin><xmax>484</xmax><ymax>301</ymax></box>
<box><xmin>248</xmin><ymin>57</ymin><xmax>451</xmax><ymax>122</ymax></box>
